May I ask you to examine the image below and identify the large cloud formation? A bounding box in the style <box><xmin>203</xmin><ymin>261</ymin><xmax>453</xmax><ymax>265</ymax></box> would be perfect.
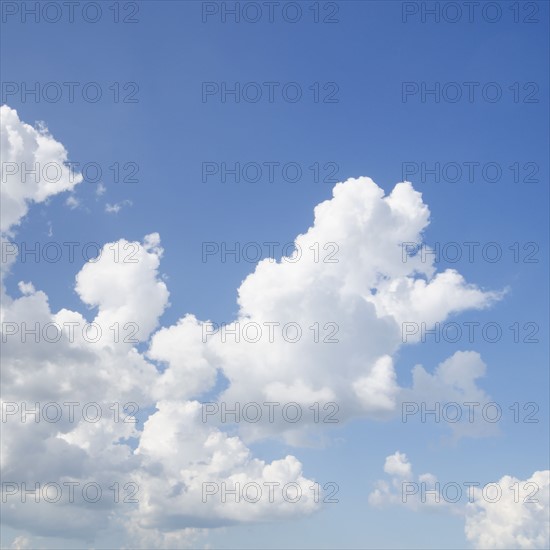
<box><xmin>1</xmin><ymin>236</ymin><xmax>319</xmax><ymax>548</ymax></box>
<box><xmin>1</xmin><ymin>106</ymin><xmax>530</xmax><ymax>549</ymax></box>
<box><xmin>153</xmin><ymin>175</ymin><xmax>501</xmax><ymax>443</ymax></box>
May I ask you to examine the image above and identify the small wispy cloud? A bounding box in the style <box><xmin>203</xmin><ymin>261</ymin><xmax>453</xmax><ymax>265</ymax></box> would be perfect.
<box><xmin>105</xmin><ymin>199</ymin><xmax>133</xmax><ymax>214</ymax></box>
<box><xmin>96</xmin><ymin>183</ymin><xmax>106</xmax><ymax>197</ymax></box>
<box><xmin>65</xmin><ymin>195</ymin><xmax>80</xmax><ymax>209</ymax></box>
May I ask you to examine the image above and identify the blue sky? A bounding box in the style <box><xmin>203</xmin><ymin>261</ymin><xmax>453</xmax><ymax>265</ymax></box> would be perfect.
<box><xmin>1</xmin><ymin>1</ymin><xmax>549</xmax><ymax>548</ymax></box>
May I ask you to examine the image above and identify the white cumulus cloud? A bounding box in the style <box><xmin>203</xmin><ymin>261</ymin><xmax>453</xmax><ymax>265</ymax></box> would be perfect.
<box><xmin>465</xmin><ymin>470</ymin><xmax>550</xmax><ymax>549</ymax></box>
<box><xmin>0</xmin><ymin>105</ymin><xmax>83</xmax><ymax>233</ymax></box>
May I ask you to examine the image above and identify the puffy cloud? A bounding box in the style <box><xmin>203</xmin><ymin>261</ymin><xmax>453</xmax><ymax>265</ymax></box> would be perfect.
<box><xmin>148</xmin><ymin>315</ymin><xmax>218</xmax><ymax>401</ymax></box>
<box><xmin>384</xmin><ymin>451</ymin><xmax>412</xmax><ymax>478</ymax></box>
<box><xmin>370</xmin><ymin>453</ymin><xmax>550</xmax><ymax>549</ymax></box>
<box><xmin>0</xmin><ymin>106</ymin><xmax>83</xmax><ymax>302</ymax></box>
<box><xmin>74</xmin><ymin>233</ymin><xmax>169</xmax><ymax>343</ymax></box>
<box><xmin>367</xmin><ymin>269</ymin><xmax>502</xmax><ymax>329</ymax></box>
<box><xmin>353</xmin><ymin>355</ymin><xmax>399</xmax><ymax>414</ymax></box>
<box><xmin>0</xmin><ymin>260</ymin><xmax>158</xmax><ymax>494</ymax></box>
<box><xmin>1</xmin><ymin>230</ymin><xmax>317</xmax><ymax>544</ymax></box>
<box><xmin>132</xmin><ymin>400</ymin><xmax>319</xmax><ymax>531</ymax></box>
<box><xmin>465</xmin><ymin>470</ymin><xmax>550</xmax><ymax>549</ymax></box>
<box><xmin>161</xmin><ymin>177</ymin><xmax>502</xmax><ymax>442</ymax></box>
<box><xmin>0</xmin><ymin>105</ymin><xmax>82</xmax><ymax>234</ymax></box>
<box><xmin>368</xmin><ymin>451</ymin><xmax>444</xmax><ymax>510</ymax></box>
